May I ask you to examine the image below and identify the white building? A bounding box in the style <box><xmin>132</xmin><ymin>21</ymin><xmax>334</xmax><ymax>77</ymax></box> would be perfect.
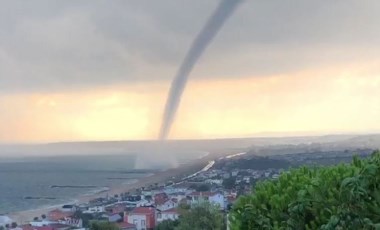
<box><xmin>205</xmin><ymin>179</ymin><xmax>223</xmax><ymax>185</ymax></box>
<box><xmin>30</xmin><ymin>220</ymin><xmax>58</xmax><ymax>227</ymax></box>
<box><xmin>0</xmin><ymin>216</ymin><xmax>13</xmax><ymax>227</ymax></box>
<box><xmin>156</xmin><ymin>199</ymin><xmax>178</xmax><ymax>211</ymax></box>
<box><xmin>209</xmin><ymin>193</ymin><xmax>225</xmax><ymax>210</ymax></box>
<box><xmin>188</xmin><ymin>192</ymin><xmax>225</xmax><ymax>210</ymax></box>
<box><xmin>83</xmin><ymin>206</ymin><xmax>105</xmax><ymax>213</ymax></box>
<box><xmin>125</xmin><ymin>207</ymin><xmax>156</xmax><ymax>230</ymax></box>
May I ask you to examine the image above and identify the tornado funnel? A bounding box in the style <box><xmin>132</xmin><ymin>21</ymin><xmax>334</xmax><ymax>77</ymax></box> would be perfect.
<box><xmin>159</xmin><ymin>0</ymin><xmax>244</xmax><ymax>140</ymax></box>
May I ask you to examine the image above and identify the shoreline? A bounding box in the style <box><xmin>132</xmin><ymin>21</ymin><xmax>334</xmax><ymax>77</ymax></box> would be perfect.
<box><xmin>8</xmin><ymin>157</ymin><xmax>209</xmax><ymax>224</ymax></box>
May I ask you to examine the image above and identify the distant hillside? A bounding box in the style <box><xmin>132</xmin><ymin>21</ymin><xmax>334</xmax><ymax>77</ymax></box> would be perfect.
<box><xmin>214</xmin><ymin>154</ymin><xmax>291</xmax><ymax>170</ymax></box>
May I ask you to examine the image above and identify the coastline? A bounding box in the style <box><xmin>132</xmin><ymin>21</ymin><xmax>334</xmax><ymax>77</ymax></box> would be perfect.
<box><xmin>8</xmin><ymin>158</ymin><xmax>209</xmax><ymax>224</ymax></box>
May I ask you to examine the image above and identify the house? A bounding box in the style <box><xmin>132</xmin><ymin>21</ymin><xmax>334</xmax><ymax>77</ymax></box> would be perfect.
<box><xmin>83</xmin><ymin>205</ymin><xmax>105</xmax><ymax>214</ymax></box>
<box><xmin>135</xmin><ymin>199</ymin><xmax>153</xmax><ymax>208</ymax></box>
<box><xmin>188</xmin><ymin>192</ymin><xmax>225</xmax><ymax>210</ymax></box>
<box><xmin>58</xmin><ymin>217</ymin><xmax>83</xmax><ymax>228</ymax></box>
<box><xmin>205</xmin><ymin>179</ymin><xmax>223</xmax><ymax>185</ymax></box>
<box><xmin>60</xmin><ymin>205</ymin><xmax>76</xmax><ymax>213</ymax></box>
<box><xmin>156</xmin><ymin>208</ymin><xmax>179</xmax><ymax>223</ymax></box>
<box><xmin>231</xmin><ymin>170</ymin><xmax>239</xmax><ymax>177</ymax></box>
<box><xmin>47</xmin><ymin>209</ymin><xmax>73</xmax><ymax>221</ymax></box>
<box><xmin>153</xmin><ymin>193</ymin><xmax>167</xmax><ymax>205</ymax></box>
<box><xmin>101</xmin><ymin>213</ymin><xmax>122</xmax><ymax>223</ymax></box>
<box><xmin>124</xmin><ymin>207</ymin><xmax>156</xmax><ymax>230</ymax></box>
<box><xmin>105</xmin><ymin>204</ymin><xmax>125</xmax><ymax>214</ymax></box>
<box><xmin>29</xmin><ymin>220</ymin><xmax>57</xmax><ymax>227</ymax></box>
<box><xmin>155</xmin><ymin>198</ymin><xmax>177</xmax><ymax>211</ymax></box>
<box><xmin>0</xmin><ymin>215</ymin><xmax>13</xmax><ymax>227</ymax></box>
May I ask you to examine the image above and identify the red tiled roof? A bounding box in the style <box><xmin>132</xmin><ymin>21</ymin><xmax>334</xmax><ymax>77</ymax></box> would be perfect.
<box><xmin>155</xmin><ymin>197</ymin><xmax>169</xmax><ymax>205</ymax></box>
<box><xmin>130</xmin><ymin>207</ymin><xmax>155</xmax><ymax>215</ymax></box>
<box><xmin>47</xmin><ymin>209</ymin><xmax>73</xmax><ymax>221</ymax></box>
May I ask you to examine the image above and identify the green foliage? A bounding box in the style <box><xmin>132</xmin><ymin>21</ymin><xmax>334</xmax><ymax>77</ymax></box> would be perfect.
<box><xmin>230</xmin><ymin>150</ymin><xmax>380</xmax><ymax>230</ymax></box>
<box><xmin>176</xmin><ymin>202</ymin><xmax>224</xmax><ymax>230</ymax></box>
<box><xmin>189</xmin><ymin>183</ymin><xmax>210</xmax><ymax>192</ymax></box>
<box><xmin>223</xmin><ymin>177</ymin><xmax>236</xmax><ymax>189</ymax></box>
<box><xmin>90</xmin><ymin>221</ymin><xmax>119</xmax><ymax>230</ymax></box>
<box><xmin>74</xmin><ymin>211</ymin><xmax>95</xmax><ymax>228</ymax></box>
<box><xmin>155</xmin><ymin>219</ymin><xmax>180</xmax><ymax>230</ymax></box>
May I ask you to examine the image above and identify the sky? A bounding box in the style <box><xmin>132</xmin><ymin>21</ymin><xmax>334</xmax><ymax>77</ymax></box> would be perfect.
<box><xmin>1</xmin><ymin>0</ymin><xmax>380</xmax><ymax>143</ymax></box>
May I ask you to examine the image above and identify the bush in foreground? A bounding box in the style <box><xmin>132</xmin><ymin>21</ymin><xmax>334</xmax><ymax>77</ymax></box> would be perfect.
<box><xmin>155</xmin><ymin>202</ymin><xmax>224</xmax><ymax>230</ymax></box>
<box><xmin>230</xmin><ymin>150</ymin><xmax>380</xmax><ymax>230</ymax></box>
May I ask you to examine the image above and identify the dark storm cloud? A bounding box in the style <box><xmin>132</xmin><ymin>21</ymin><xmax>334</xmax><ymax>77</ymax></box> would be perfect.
<box><xmin>0</xmin><ymin>0</ymin><xmax>379</xmax><ymax>92</ymax></box>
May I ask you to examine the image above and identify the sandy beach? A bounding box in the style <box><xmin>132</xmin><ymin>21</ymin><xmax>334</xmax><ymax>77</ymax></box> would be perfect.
<box><xmin>8</xmin><ymin>158</ymin><xmax>208</xmax><ymax>224</ymax></box>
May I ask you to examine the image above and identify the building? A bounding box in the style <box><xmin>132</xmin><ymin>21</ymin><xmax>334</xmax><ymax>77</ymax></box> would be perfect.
<box><xmin>60</xmin><ymin>205</ymin><xmax>76</xmax><ymax>213</ymax></box>
<box><xmin>105</xmin><ymin>204</ymin><xmax>125</xmax><ymax>214</ymax></box>
<box><xmin>101</xmin><ymin>213</ymin><xmax>122</xmax><ymax>223</ymax></box>
<box><xmin>124</xmin><ymin>207</ymin><xmax>156</xmax><ymax>230</ymax></box>
<box><xmin>83</xmin><ymin>206</ymin><xmax>105</xmax><ymax>214</ymax></box>
<box><xmin>0</xmin><ymin>215</ymin><xmax>13</xmax><ymax>227</ymax></box>
<box><xmin>155</xmin><ymin>198</ymin><xmax>177</xmax><ymax>211</ymax></box>
<box><xmin>188</xmin><ymin>192</ymin><xmax>225</xmax><ymax>210</ymax></box>
<box><xmin>47</xmin><ymin>209</ymin><xmax>73</xmax><ymax>222</ymax></box>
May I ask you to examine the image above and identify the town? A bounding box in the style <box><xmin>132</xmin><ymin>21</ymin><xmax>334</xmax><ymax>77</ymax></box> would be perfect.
<box><xmin>0</xmin><ymin>147</ymin><xmax>374</xmax><ymax>230</ymax></box>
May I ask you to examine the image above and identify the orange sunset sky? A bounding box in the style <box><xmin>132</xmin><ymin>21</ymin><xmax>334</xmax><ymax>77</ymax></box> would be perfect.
<box><xmin>1</xmin><ymin>1</ymin><xmax>380</xmax><ymax>143</ymax></box>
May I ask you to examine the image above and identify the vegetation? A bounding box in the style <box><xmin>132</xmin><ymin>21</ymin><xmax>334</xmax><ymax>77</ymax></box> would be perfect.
<box><xmin>156</xmin><ymin>202</ymin><xmax>224</xmax><ymax>230</ymax></box>
<box><xmin>189</xmin><ymin>183</ymin><xmax>211</xmax><ymax>192</ymax></box>
<box><xmin>223</xmin><ymin>177</ymin><xmax>236</xmax><ymax>189</ymax></box>
<box><xmin>89</xmin><ymin>221</ymin><xmax>119</xmax><ymax>230</ymax></box>
<box><xmin>230</xmin><ymin>150</ymin><xmax>380</xmax><ymax>229</ymax></box>
<box><xmin>74</xmin><ymin>211</ymin><xmax>95</xmax><ymax>228</ymax></box>
<box><xmin>176</xmin><ymin>202</ymin><xmax>224</xmax><ymax>230</ymax></box>
<box><xmin>155</xmin><ymin>219</ymin><xmax>180</xmax><ymax>230</ymax></box>
<box><xmin>214</xmin><ymin>155</ymin><xmax>291</xmax><ymax>171</ymax></box>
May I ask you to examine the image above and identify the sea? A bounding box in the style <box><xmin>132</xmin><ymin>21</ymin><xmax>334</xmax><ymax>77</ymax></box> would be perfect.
<box><xmin>0</xmin><ymin>151</ymin><xmax>205</xmax><ymax>214</ymax></box>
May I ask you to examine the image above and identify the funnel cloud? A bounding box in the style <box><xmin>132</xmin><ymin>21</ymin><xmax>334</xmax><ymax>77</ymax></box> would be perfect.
<box><xmin>159</xmin><ymin>0</ymin><xmax>244</xmax><ymax>140</ymax></box>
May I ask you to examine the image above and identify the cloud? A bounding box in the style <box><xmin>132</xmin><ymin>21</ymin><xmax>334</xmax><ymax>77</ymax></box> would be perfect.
<box><xmin>0</xmin><ymin>0</ymin><xmax>380</xmax><ymax>92</ymax></box>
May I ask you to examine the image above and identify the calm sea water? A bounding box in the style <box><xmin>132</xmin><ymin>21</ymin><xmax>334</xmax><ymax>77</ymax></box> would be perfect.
<box><xmin>0</xmin><ymin>154</ymin><xmax>142</xmax><ymax>214</ymax></box>
<box><xmin>0</xmin><ymin>151</ymin><xmax>205</xmax><ymax>214</ymax></box>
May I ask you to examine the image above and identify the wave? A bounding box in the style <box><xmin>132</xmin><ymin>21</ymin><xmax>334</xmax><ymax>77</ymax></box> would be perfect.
<box><xmin>83</xmin><ymin>187</ymin><xmax>110</xmax><ymax>196</ymax></box>
<box><xmin>23</xmin><ymin>196</ymin><xmax>57</xmax><ymax>200</ymax></box>
<box><xmin>50</xmin><ymin>185</ymin><xmax>98</xmax><ymax>189</ymax></box>
<box><xmin>106</xmin><ymin>177</ymin><xmax>139</xmax><ymax>180</ymax></box>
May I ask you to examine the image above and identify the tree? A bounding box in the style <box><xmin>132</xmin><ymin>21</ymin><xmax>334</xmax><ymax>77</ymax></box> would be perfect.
<box><xmin>222</xmin><ymin>177</ymin><xmax>236</xmax><ymax>189</ymax></box>
<box><xmin>189</xmin><ymin>183</ymin><xmax>210</xmax><ymax>192</ymax></box>
<box><xmin>74</xmin><ymin>211</ymin><xmax>95</xmax><ymax>228</ymax></box>
<box><xmin>155</xmin><ymin>219</ymin><xmax>179</xmax><ymax>230</ymax></box>
<box><xmin>33</xmin><ymin>217</ymin><xmax>39</xmax><ymax>221</ymax></box>
<box><xmin>176</xmin><ymin>202</ymin><xmax>224</xmax><ymax>230</ymax></box>
<box><xmin>90</xmin><ymin>221</ymin><xmax>119</xmax><ymax>230</ymax></box>
<box><xmin>229</xmin><ymin>150</ymin><xmax>380</xmax><ymax>230</ymax></box>
<box><xmin>41</xmin><ymin>214</ymin><xmax>46</xmax><ymax>219</ymax></box>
